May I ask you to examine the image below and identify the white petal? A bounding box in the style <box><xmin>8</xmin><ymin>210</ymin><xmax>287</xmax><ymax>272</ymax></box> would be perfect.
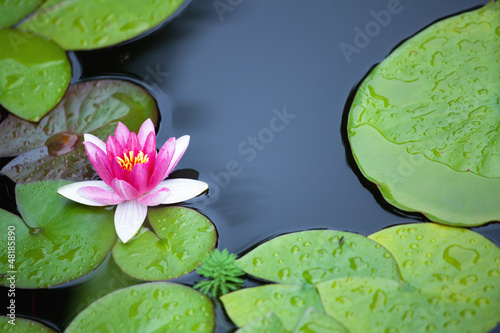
<box><xmin>57</xmin><ymin>181</ymin><xmax>112</xmax><ymax>206</ymax></box>
<box><xmin>84</xmin><ymin>133</ymin><xmax>106</xmax><ymax>152</ymax></box>
<box><xmin>115</xmin><ymin>200</ymin><xmax>148</xmax><ymax>243</ymax></box>
<box><xmin>154</xmin><ymin>178</ymin><xmax>208</xmax><ymax>204</ymax></box>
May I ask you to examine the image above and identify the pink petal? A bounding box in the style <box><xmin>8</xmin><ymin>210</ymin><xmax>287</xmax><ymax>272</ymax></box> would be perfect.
<box><xmin>142</xmin><ymin>131</ymin><xmax>157</xmax><ymax>175</ymax></box>
<box><xmin>129</xmin><ymin>163</ymin><xmax>150</xmax><ymax>195</ymax></box>
<box><xmin>166</xmin><ymin>135</ymin><xmax>190</xmax><ymax>175</ymax></box>
<box><xmin>83</xmin><ymin>141</ymin><xmax>114</xmax><ymax>185</ymax></box>
<box><xmin>111</xmin><ymin>178</ymin><xmax>139</xmax><ymax>200</ymax></box>
<box><xmin>77</xmin><ymin>186</ymin><xmax>124</xmax><ymax>205</ymax></box>
<box><xmin>137</xmin><ymin>119</ymin><xmax>155</xmax><ymax>148</ymax></box>
<box><xmin>57</xmin><ymin>181</ymin><xmax>113</xmax><ymax>206</ymax></box>
<box><xmin>110</xmin><ymin>159</ymin><xmax>129</xmax><ymax>182</ymax></box>
<box><xmin>153</xmin><ymin>178</ymin><xmax>208</xmax><ymax>204</ymax></box>
<box><xmin>114</xmin><ymin>200</ymin><xmax>148</xmax><ymax>243</ymax></box>
<box><xmin>125</xmin><ymin>132</ymin><xmax>141</xmax><ymax>155</ymax></box>
<box><xmin>106</xmin><ymin>135</ymin><xmax>125</xmax><ymax>165</ymax></box>
<box><xmin>83</xmin><ymin>133</ymin><xmax>106</xmax><ymax>152</ymax></box>
<box><xmin>147</xmin><ymin>137</ymin><xmax>175</xmax><ymax>190</ymax></box>
<box><xmin>137</xmin><ymin>187</ymin><xmax>170</xmax><ymax>206</ymax></box>
<box><xmin>114</xmin><ymin>122</ymin><xmax>130</xmax><ymax>146</ymax></box>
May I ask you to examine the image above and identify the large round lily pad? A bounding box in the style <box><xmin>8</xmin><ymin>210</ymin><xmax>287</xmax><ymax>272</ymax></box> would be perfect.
<box><xmin>0</xmin><ymin>180</ymin><xmax>116</xmax><ymax>288</ymax></box>
<box><xmin>0</xmin><ymin>28</ymin><xmax>71</xmax><ymax>121</ymax></box>
<box><xmin>0</xmin><ymin>0</ymin><xmax>42</xmax><ymax>28</ymax></box>
<box><xmin>0</xmin><ymin>79</ymin><xmax>158</xmax><ymax>183</ymax></box>
<box><xmin>368</xmin><ymin>223</ymin><xmax>500</xmax><ymax>331</ymax></box>
<box><xmin>18</xmin><ymin>0</ymin><xmax>187</xmax><ymax>50</ymax></box>
<box><xmin>113</xmin><ymin>206</ymin><xmax>217</xmax><ymax>281</ymax></box>
<box><xmin>236</xmin><ymin>230</ymin><xmax>400</xmax><ymax>285</ymax></box>
<box><xmin>347</xmin><ymin>2</ymin><xmax>500</xmax><ymax>225</ymax></box>
<box><xmin>65</xmin><ymin>282</ymin><xmax>215</xmax><ymax>332</ymax></box>
<box><xmin>0</xmin><ymin>316</ymin><xmax>56</xmax><ymax>333</ymax></box>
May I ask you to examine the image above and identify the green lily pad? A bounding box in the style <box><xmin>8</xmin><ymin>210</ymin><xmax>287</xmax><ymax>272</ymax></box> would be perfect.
<box><xmin>65</xmin><ymin>282</ymin><xmax>215</xmax><ymax>333</ymax></box>
<box><xmin>0</xmin><ymin>316</ymin><xmax>56</xmax><ymax>333</ymax></box>
<box><xmin>0</xmin><ymin>180</ymin><xmax>116</xmax><ymax>288</ymax></box>
<box><xmin>0</xmin><ymin>0</ymin><xmax>42</xmax><ymax>28</ymax></box>
<box><xmin>221</xmin><ymin>284</ymin><xmax>324</xmax><ymax>331</ymax></box>
<box><xmin>18</xmin><ymin>0</ymin><xmax>186</xmax><ymax>50</ymax></box>
<box><xmin>113</xmin><ymin>206</ymin><xmax>217</xmax><ymax>281</ymax></box>
<box><xmin>0</xmin><ymin>79</ymin><xmax>158</xmax><ymax>184</ymax></box>
<box><xmin>293</xmin><ymin>307</ymin><xmax>349</xmax><ymax>333</ymax></box>
<box><xmin>347</xmin><ymin>2</ymin><xmax>500</xmax><ymax>225</ymax></box>
<box><xmin>0</xmin><ymin>28</ymin><xmax>71</xmax><ymax>121</ymax></box>
<box><xmin>236</xmin><ymin>230</ymin><xmax>400</xmax><ymax>285</ymax></box>
<box><xmin>236</xmin><ymin>312</ymin><xmax>287</xmax><ymax>333</ymax></box>
<box><xmin>317</xmin><ymin>276</ymin><xmax>497</xmax><ymax>333</ymax></box>
<box><xmin>368</xmin><ymin>223</ymin><xmax>500</xmax><ymax>329</ymax></box>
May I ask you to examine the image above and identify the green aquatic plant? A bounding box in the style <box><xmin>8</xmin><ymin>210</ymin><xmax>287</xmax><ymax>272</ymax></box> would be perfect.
<box><xmin>347</xmin><ymin>1</ymin><xmax>500</xmax><ymax>225</ymax></box>
<box><xmin>194</xmin><ymin>249</ymin><xmax>244</xmax><ymax>297</ymax></box>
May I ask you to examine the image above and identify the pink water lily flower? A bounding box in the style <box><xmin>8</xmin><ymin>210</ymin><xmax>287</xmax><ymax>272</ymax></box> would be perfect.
<box><xmin>57</xmin><ymin>119</ymin><xmax>208</xmax><ymax>243</ymax></box>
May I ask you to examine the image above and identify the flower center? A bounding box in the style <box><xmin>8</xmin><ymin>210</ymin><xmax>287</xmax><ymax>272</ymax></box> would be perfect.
<box><xmin>116</xmin><ymin>150</ymin><xmax>149</xmax><ymax>171</ymax></box>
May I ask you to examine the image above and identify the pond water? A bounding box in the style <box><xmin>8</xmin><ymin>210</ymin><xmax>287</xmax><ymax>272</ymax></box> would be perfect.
<box><xmin>1</xmin><ymin>0</ymin><xmax>499</xmax><ymax>332</ymax></box>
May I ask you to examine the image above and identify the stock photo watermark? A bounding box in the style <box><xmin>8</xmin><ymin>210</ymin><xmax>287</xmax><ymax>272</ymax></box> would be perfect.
<box><xmin>213</xmin><ymin>0</ymin><xmax>244</xmax><ymax>22</ymax></box>
<box><xmin>201</xmin><ymin>105</ymin><xmax>296</xmax><ymax>205</ymax></box>
<box><xmin>340</xmin><ymin>0</ymin><xmax>412</xmax><ymax>64</ymax></box>
<box><xmin>6</xmin><ymin>225</ymin><xmax>16</xmax><ymax>325</ymax></box>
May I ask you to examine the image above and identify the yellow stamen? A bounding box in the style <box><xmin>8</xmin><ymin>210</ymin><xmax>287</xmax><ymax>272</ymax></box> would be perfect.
<box><xmin>116</xmin><ymin>150</ymin><xmax>149</xmax><ymax>171</ymax></box>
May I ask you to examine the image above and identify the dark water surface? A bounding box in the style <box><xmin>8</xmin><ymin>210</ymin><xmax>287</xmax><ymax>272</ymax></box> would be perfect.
<box><xmin>2</xmin><ymin>0</ymin><xmax>499</xmax><ymax>332</ymax></box>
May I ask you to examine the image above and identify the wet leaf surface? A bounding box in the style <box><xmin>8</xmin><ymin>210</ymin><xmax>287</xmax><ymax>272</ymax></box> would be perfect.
<box><xmin>0</xmin><ymin>79</ymin><xmax>158</xmax><ymax>183</ymax></box>
<box><xmin>0</xmin><ymin>316</ymin><xmax>56</xmax><ymax>332</ymax></box>
<box><xmin>235</xmin><ymin>312</ymin><xmax>286</xmax><ymax>333</ymax></box>
<box><xmin>113</xmin><ymin>206</ymin><xmax>217</xmax><ymax>281</ymax></box>
<box><xmin>315</xmin><ymin>223</ymin><xmax>500</xmax><ymax>332</ymax></box>
<box><xmin>0</xmin><ymin>0</ymin><xmax>42</xmax><ymax>28</ymax></box>
<box><xmin>317</xmin><ymin>276</ymin><xmax>497</xmax><ymax>333</ymax></box>
<box><xmin>65</xmin><ymin>282</ymin><xmax>215</xmax><ymax>332</ymax></box>
<box><xmin>292</xmin><ymin>307</ymin><xmax>349</xmax><ymax>333</ymax></box>
<box><xmin>0</xmin><ymin>28</ymin><xmax>71</xmax><ymax>121</ymax></box>
<box><xmin>347</xmin><ymin>2</ymin><xmax>500</xmax><ymax>225</ymax></box>
<box><xmin>19</xmin><ymin>0</ymin><xmax>187</xmax><ymax>50</ymax></box>
<box><xmin>236</xmin><ymin>230</ymin><xmax>400</xmax><ymax>285</ymax></box>
<box><xmin>367</xmin><ymin>223</ymin><xmax>500</xmax><ymax>331</ymax></box>
<box><xmin>0</xmin><ymin>180</ymin><xmax>116</xmax><ymax>288</ymax></box>
<box><xmin>221</xmin><ymin>284</ymin><xmax>323</xmax><ymax>331</ymax></box>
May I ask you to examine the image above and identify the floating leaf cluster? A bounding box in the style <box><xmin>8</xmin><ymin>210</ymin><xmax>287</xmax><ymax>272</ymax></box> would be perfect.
<box><xmin>194</xmin><ymin>249</ymin><xmax>244</xmax><ymax>297</ymax></box>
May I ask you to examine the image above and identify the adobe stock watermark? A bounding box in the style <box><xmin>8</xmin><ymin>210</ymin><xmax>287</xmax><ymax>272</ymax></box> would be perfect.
<box><xmin>200</xmin><ymin>106</ymin><xmax>296</xmax><ymax>205</ymax></box>
<box><xmin>142</xmin><ymin>64</ymin><xmax>170</xmax><ymax>87</ymax></box>
<box><xmin>213</xmin><ymin>0</ymin><xmax>244</xmax><ymax>22</ymax></box>
<box><xmin>6</xmin><ymin>225</ymin><xmax>16</xmax><ymax>326</ymax></box>
<box><xmin>340</xmin><ymin>0</ymin><xmax>412</xmax><ymax>64</ymax></box>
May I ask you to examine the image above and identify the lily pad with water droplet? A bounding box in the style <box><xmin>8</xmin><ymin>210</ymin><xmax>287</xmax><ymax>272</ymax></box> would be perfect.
<box><xmin>293</xmin><ymin>307</ymin><xmax>350</xmax><ymax>333</ymax></box>
<box><xmin>18</xmin><ymin>0</ymin><xmax>187</xmax><ymax>50</ymax></box>
<box><xmin>236</xmin><ymin>230</ymin><xmax>400</xmax><ymax>285</ymax></box>
<box><xmin>221</xmin><ymin>284</ymin><xmax>324</xmax><ymax>331</ymax></box>
<box><xmin>0</xmin><ymin>0</ymin><xmax>42</xmax><ymax>28</ymax></box>
<box><xmin>65</xmin><ymin>282</ymin><xmax>215</xmax><ymax>333</ymax></box>
<box><xmin>0</xmin><ymin>28</ymin><xmax>71</xmax><ymax>121</ymax></box>
<box><xmin>235</xmin><ymin>312</ymin><xmax>287</xmax><ymax>333</ymax></box>
<box><xmin>367</xmin><ymin>223</ymin><xmax>500</xmax><ymax>331</ymax></box>
<box><xmin>0</xmin><ymin>180</ymin><xmax>116</xmax><ymax>288</ymax></box>
<box><xmin>347</xmin><ymin>2</ymin><xmax>500</xmax><ymax>225</ymax></box>
<box><xmin>0</xmin><ymin>316</ymin><xmax>56</xmax><ymax>332</ymax></box>
<box><xmin>0</xmin><ymin>79</ymin><xmax>158</xmax><ymax>184</ymax></box>
<box><xmin>317</xmin><ymin>276</ymin><xmax>497</xmax><ymax>333</ymax></box>
<box><xmin>112</xmin><ymin>206</ymin><xmax>217</xmax><ymax>281</ymax></box>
